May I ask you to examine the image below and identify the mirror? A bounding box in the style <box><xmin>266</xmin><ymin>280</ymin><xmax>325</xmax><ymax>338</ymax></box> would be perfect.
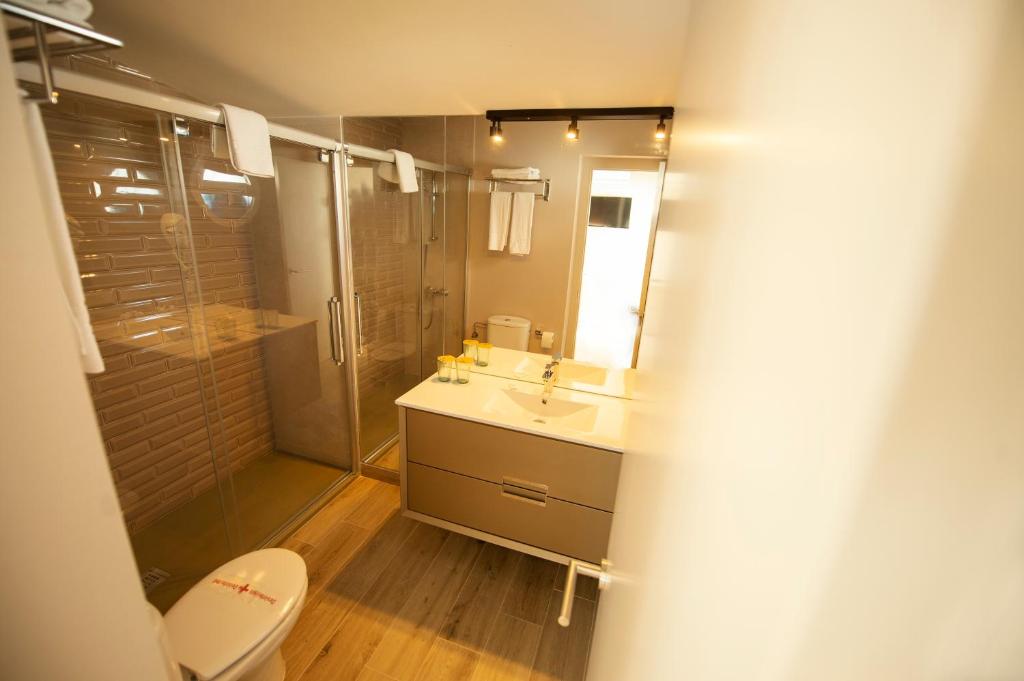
<box><xmin>462</xmin><ymin>117</ymin><xmax>669</xmax><ymax>397</ymax></box>
<box><xmin>466</xmin><ymin>345</ymin><xmax>636</xmax><ymax>399</ymax></box>
<box><xmin>342</xmin><ymin>115</ymin><xmax>670</xmax><ymax>402</ymax></box>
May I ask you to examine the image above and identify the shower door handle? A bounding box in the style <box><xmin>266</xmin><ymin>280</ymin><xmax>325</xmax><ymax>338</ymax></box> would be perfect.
<box><xmin>354</xmin><ymin>292</ymin><xmax>365</xmax><ymax>357</ymax></box>
<box><xmin>327</xmin><ymin>296</ymin><xmax>344</xmax><ymax>366</ymax></box>
<box><xmin>429</xmin><ymin>175</ymin><xmax>440</xmax><ymax>241</ymax></box>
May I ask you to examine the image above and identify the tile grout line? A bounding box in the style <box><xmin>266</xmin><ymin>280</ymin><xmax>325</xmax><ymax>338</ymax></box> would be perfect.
<box><xmin>524</xmin><ymin>589</ymin><xmax>558</xmax><ymax>676</ymax></box>
<box><xmin>292</xmin><ymin>496</ymin><xmax>406</xmax><ymax>681</ymax></box>
<box><xmin>332</xmin><ymin>524</ymin><xmax>448</xmax><ymax>678</ymax></box>
<box><xmin>494</xmin><ymin>552</ymin><xmax>525</xmax><ymax>620</ymax></box>
<box><xmin>434</xmin><ymin>538</ymin><xmax>487</xmax><ymax>640</ymax></box>
<box><xmin>360</xmin><ymin>531</ymin><xmax>467</xmax><ymax>680</ymax></box>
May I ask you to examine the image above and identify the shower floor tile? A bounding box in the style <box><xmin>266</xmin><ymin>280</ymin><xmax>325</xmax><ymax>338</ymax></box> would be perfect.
<box><xmin>134</xmin><ymin>451</ymin><xmax>345</xmax><ymax>612</ymax></box>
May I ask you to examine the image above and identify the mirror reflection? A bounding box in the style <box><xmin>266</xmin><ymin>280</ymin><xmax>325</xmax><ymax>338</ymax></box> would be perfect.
<box><xmin>340</xmin><ymin>115</ymin><xmax>670</xmax><ymax>470</ymax></box>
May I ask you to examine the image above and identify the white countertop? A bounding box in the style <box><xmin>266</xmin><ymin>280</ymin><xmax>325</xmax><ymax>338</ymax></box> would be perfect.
<box><xmin>395</xmin><ymin>370</ymin><xmax>629</xmax><ymax>452</ymax></box>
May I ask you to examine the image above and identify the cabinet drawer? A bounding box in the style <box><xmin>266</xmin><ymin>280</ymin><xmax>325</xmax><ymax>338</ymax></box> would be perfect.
<box><xmin>407</xmin><ymin>462</ymin><xmax>612</xmax><ymax>563</ymax></box>
<box><xmin>405</xmin><ymin>409</ymin><xmax>621</xmax><ymax>511</ymax></box>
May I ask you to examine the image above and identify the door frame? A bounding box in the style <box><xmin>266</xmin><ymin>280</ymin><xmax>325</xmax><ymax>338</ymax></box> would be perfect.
<box><xmin>560</xmin><ymin>156</ymin><xmax>667</xmax><ymax>366</ymax></box>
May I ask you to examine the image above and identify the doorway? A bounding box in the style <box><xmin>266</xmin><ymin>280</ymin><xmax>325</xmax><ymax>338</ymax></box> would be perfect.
<box><xmin>564</xmin><ymin>157</ymin><xmax>666</xmax><ymax>368</ymax></box>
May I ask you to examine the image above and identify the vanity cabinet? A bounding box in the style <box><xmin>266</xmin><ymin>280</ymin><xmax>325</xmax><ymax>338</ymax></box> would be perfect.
<box><xmin>400</xmin><ymin>407</ymin><xmax>621</xmax><ymax>564</ymax></box>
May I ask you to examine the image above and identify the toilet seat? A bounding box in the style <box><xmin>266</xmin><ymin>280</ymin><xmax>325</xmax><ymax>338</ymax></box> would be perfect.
<box><xmin>199</xmin><ymin>579</ymin><xmax>307</xmax><ymax>681</ymax></box>
<box><xmin>164</xmin><ymin>549</ymin><xmax>307</xmax><ymax>681</ymax></box>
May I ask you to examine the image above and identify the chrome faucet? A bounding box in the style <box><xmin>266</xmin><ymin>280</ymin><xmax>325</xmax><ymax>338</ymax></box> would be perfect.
<box><xmin>541</xmin><ymin>353</ymin><xmax>562</xmax><ymax>404</ymax></box>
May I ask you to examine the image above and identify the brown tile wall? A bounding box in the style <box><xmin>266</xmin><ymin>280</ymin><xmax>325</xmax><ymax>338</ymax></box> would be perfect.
<box><xmin>43</xmin><ymin>92</ymin><xmax>275</xmax><ymax>534</ymax></box>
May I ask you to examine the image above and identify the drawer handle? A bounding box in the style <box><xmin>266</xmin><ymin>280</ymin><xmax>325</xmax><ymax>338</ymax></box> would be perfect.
<box><xmin>501</xmin><ymin>476</ymin><xmax>548</xmax><ymax>506</ymax></box>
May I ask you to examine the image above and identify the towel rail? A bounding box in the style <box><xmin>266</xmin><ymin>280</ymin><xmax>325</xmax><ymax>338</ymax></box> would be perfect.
<box><xmin>2</xmin><ymin>1</ymin><xmax>123</xmax><ymax>104</ymax></box>
<box><xmin>486</xmin><ymin>177</ymin><xmax>550</xmax><ymax>202</ymax></box>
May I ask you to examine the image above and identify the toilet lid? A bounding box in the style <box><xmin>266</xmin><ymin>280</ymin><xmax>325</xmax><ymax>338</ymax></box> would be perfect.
<box><xmin>164</xmin><ymin>548</ymin><xmax>307</xmax><ymax>680</ymax></box>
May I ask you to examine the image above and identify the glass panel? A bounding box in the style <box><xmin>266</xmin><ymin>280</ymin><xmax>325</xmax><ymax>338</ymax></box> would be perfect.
<box><xmin>346</xmin><ymin>156</ymin><xmax>421</xmax><ymax>460</ymax></box>
<box><xmin>177</xmin><ymin>122</ymin><xmax>352</xmax><ymax>550</ymax></box>
<box><xmin>443</xmin><ymin>116</ymin><xmax>474</xmax><ymax>357</ymax></box>
<box><xmin>420</xmin><ymin>168</ymin><xmax>446</xmax><ymax>376</ymax></box>
<box><xmin>39</xmin><ymin>91</ymin><xmax>237</xmax><ymax>612</ymax></box>
<box><xmin>444</xmin><ymin>171</ymin><xmax>470</xmax><ymax>356</ymax></box>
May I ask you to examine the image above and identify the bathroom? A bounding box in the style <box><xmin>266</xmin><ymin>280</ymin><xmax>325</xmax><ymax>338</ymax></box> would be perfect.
<box><xmin>2</xmin><ymin>1</ymin><xmax>1023</xmax><ymax>680</ymax></box>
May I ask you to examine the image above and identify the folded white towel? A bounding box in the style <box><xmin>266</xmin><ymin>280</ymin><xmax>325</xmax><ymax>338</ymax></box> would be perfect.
<box><xmin>218</xmin><ymin>104</ymin><xmax>275</xmax><ymax>178</ymax></box>
<box><xmin>388</xmin><ymin>149</ymin><xmax>419</xmax><ymax>193</ymax></box>
<box><xmin>489</xmin><ymin>191</ymin><xmax>513</xmax><ymax>251</ymax></box>
<box><xmin>22</xmin><ymin>93</ymin><xmax>104</xmax><ymax>373</ymax></box>
<box><xmin>491</xmin><ymin>167</ymin><xmax>541</xmax><ymax>180</ymax></box>
<box><xmin>509</xmin><ymin>192</ymin><xmax>536</xmax><ymax>256</ymax></box>
<box><xmin>16</xmin><ymin>0</ymin><xmax>93</xmax><ymax>23</ymax></box>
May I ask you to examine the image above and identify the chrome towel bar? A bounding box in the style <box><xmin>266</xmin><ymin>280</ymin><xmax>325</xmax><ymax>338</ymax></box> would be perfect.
<box><xmin>558</xmin><ymin>558</ymin><xmax>611</xmax><ymax>627</ymax></box>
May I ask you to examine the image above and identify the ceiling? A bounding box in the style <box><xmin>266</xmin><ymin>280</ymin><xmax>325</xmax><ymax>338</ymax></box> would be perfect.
<box><xmin>89</xmin><ymin>0</ymin><xmax>690</xmax><ymax>117</ymax></box>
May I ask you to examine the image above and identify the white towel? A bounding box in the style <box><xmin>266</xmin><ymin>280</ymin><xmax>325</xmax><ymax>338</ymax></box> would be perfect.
<box><xmin>489</xmin><ymin>191</ymin><xmax>513</xmax><ymax>251</ymax></box>
<box><xmin>387</xmin><ymin>149</ymin><xmax>419</xmax><ymax>193</ymax></box>
<box><xmin>218</xmin><ymin>104</ymin><xmax>275</xmax><ymax>178</ymax></box>
<box><xmin>15</xmin><ymin>0</ymin><xmax>93</xmax><ymax>23</ymax></box>
<box><xmin>509</xmin><ymin>192</ymin><xmax>536</xmax><ymax>256</ymax></box>
<box><xmin>22</xmin><ymin>93</ymin><xmax>104</xmax><ymax>373</ymax></box>
<box><xmin>491</xmin><ymin>167</ymin><xmax>541</xmax><ymax>180</ymax></box>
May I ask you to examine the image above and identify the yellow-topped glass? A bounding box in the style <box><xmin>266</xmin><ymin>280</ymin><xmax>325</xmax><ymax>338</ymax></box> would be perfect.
<box><xmin>462</xmin><ymin>339</ymin><xmax>479</xmax><ymax>361</ymax></box>
<box><xmin>436</xmin><ymin>355</ymin><xmax>456</xmax><ymax>382</ymax></box>
<box><xmin>476</xmin><ymin>342</ymin><xmax>493</xmax><ymax>366</ymax></box>
<box><xmin>456</xmin><ymin>356</ymin><xmax>474</xmax><ymax>383</ymax></box>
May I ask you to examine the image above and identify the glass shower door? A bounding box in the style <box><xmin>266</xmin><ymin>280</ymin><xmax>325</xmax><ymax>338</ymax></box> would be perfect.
<box><xmin>347</xmin><ymin>155</ymin><xmax>422</xmax><ymax>461</ymax></box>
<box><xmin>39</xmin><ymin>90</ymin><xmax>240</xmax><ymax>612</ymax></box>
<box><xmin>176</xmin><ymin>121</ymin><xmax>352</xmax><ymax>550</ymax></box>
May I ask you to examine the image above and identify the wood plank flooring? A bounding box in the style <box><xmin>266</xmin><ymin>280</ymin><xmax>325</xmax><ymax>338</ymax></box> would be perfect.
<box><xmin>280</xmin><ymin>476</ymin><xmax>599</xmax><ymax>681</ymax></box>
<box><xmin>375</xmin><ymin>443</ymin><xmax>401</xmax><ymax>471</ymax></box>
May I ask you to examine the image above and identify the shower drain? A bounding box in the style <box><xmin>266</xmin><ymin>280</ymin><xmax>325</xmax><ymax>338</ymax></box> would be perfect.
<box><xmin>140</xmin><ymin>567</ymin><xmax>170</xmax><ymax>593</ymax></box>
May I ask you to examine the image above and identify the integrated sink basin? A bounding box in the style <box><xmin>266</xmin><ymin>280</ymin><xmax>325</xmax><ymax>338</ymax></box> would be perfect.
<box><xmin>483</xmin><ymin>387</ymin><xmax>599</xmax><ymax>433</ymax></box>
<box><xmin>396</xmin><ymin>356</ymin><xmax>629</xmax><ymax>451</ymax></box>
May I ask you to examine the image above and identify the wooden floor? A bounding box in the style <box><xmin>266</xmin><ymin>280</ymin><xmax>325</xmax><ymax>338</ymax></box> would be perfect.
<box><xmin>279</xmin><ymin>475</ymin><xmax>599</xmax><ymax>681</ymax></box>
<box><xmin>374</xmin><ymin>443</ymin><xmax>400</xmax><ymax>471</ymax></box>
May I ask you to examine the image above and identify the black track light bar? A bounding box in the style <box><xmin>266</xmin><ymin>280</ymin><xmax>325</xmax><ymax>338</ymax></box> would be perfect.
<box><xmin>485</xmin><ymin>107</ymin><xmax>674</xmax><ymax>124</ymax></box>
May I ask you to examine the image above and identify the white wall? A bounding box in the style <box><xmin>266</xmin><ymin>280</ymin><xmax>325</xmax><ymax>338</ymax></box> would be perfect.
<box><xmin>589</xmin><ymin>1</ymin><xmax>1024</xmax><ymax>679</ymax></box>
<box><xmin>0</xmin><ymin>32</ymin><xmax>173</xmax><ymax>681</ymax></box>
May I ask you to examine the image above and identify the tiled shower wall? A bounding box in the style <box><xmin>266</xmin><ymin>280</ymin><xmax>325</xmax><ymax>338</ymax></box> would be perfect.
<box><xmin>44</xmin><ymin>93</ymin><xmax>275</xmax><ymax>533</ymax></box>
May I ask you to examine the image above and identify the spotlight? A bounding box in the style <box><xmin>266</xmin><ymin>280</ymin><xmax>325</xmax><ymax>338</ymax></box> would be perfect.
<box><xmin>489</xmin><ymin>120</ymin><xmax>503</xmax><ymax>142</ymax></box>
<box><xmin>566</xmin><ymin>116</ymin><xmax>580</xmax><ymax>141</ymax></box>
<box><xmin>655</xmin><ymin>116</ymin><xmax>667</xmax><ymax>140</ymax></box>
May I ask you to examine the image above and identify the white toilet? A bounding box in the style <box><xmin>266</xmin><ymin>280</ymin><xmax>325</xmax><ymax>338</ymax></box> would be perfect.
<box><xmin>152</xmin><ymin>548</ymin><xmax>308</xmax><ymax>681</ymax></box>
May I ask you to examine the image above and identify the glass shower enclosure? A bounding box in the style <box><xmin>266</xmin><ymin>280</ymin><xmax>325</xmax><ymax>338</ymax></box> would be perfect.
<box><xmin>342</xmin><ymin>120</ymin><xmax>471</xmax><ymax>469</ymax></box>
<box><xmin>39</xmin><ymin>86</ymin><xmax>355</xmax><ymax>611</ymax></box>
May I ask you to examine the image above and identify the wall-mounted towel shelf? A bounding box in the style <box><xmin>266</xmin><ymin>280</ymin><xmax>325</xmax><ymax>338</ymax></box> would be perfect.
<box><xmin>2</xmin><ymin>1</ymin><xmax>123</xmax><ymax>103</ymax></box>
<box><xmin>486</xmin><ymin>177</ymin><xmax>551</xmax><ymax>202</ymax></box>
